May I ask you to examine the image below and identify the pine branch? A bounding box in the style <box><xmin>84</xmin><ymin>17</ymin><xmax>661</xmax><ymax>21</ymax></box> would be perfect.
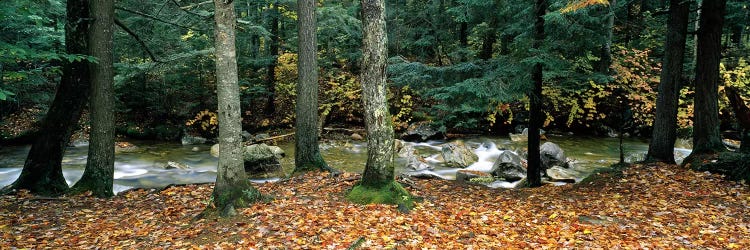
<box><xmin>115</xmin><ymin>6</ymin><xmax>201</xmax><ymax>31</ymax></box>
<box><xmin>114</xmin><ymin>18</ymin><xmax>161</xmax><ymax>63</ymax></box>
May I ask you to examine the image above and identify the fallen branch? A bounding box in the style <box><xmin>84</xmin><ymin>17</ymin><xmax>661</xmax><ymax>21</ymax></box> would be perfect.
<box><xmin>249</xmin><ymin>132</ymin><xmax>295</xmax><ymax>144</ymax></box>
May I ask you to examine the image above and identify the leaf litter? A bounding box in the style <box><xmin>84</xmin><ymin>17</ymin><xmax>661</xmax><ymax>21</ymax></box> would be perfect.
<box><xmin>1</xmin><ymin>162</ymin><xmax>749</xmax><ymax>249</ymax></box>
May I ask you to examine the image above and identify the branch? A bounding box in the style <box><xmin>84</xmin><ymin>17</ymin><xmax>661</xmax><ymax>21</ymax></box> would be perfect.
<box><xmin>170</xmin><ymin>0</ymin><xmax>213</xmax><ymax>19</ymax></box>
<box><xmin>115</xmin><ymin>6</ymin><xmax>201</xmax><ymax>31</ymax></box>
<box><xmin>114</xmin><ymin>18</ymin><xmax>161</xmax><ymax>63</ymax></box>
<box><xmin>180</xmin><ymin>0</ymin><xmax>213</xmax><ymax>10</ymax></box>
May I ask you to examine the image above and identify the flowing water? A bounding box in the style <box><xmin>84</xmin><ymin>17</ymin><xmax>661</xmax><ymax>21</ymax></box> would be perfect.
<box><xmin>0</xmin><ymin>135</ymin><xmax>691</xmax><ymax>194</ymax></box>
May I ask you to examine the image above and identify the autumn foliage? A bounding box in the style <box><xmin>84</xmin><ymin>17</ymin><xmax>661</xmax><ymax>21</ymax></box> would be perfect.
<box><xmin>2</xmin><ymin>163</ymin><xmax>749</xmax><ymax>248</ymax></box>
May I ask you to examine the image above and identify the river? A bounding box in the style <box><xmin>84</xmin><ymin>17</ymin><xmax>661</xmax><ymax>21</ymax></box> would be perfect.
<box><xmin>0</xmin><ymin>135</ymin><xmax>692</xmax><ymax>194</ymax></box>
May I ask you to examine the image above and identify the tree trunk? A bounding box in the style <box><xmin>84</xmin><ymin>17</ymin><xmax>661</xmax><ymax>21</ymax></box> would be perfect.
<box><xmin>478</xmin><ymin>8</ymin><xmax>498</xmax><ymax>60</ymax></box>
<box><xmin>624</xmin><ymin>0</ymin><xmax>643</xmax><ymax>44</ymax></box>
<box><xmin>646</xmin><ymin>0</ymin><xmax>690</xmax><ymax>163</ymax></box>
<box><xmin>527</xmin><ymin>0</ymin><xmax>546</xmax><ymax>188</ymax></box>
<box><xmin>348</xmin><ymin>0</ymin><xmax>412</xmax><ymax>209</ymax></box>
<box><xmin>598</xmin><ymin>0</ymin><xmax>615</xmax><ymax>74</ymax></box>
<box><xmin>264</xmin><ymin>2</ymin><xmax>280</xmax><ymax>116</ymax></box>
<box><xmin>70</xmin><ymin>0</ymin><xmax>115</xmax><ymax>198</ymax></box>
<box><xmin>2</xmin><ymin>0</ymin><xmax>90</xmax><ymax>196</ymax></box>
<box><xmin>294</xmin><ymin>0</ymin><xmax>333</xmax><ymax>173</ymax></box>
<box><xmin>208</xmin><ymin>0</ymin><xmax>261</xmax><ymax>217</ymax></box>
<box><xmin>691</xmin><ymin>0</ymin><xmax>727</xmax><ymax>155</ymax></box>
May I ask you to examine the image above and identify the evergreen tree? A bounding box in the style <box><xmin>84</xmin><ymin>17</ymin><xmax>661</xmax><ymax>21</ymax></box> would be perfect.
<box><xmin>646</xmin><ymin>0</ymin><xmax>690</xmax><ymax>163</ymax></box>
<box><xmin>207</xmin><ymin>0</ymin><xmax>262</xmax><ymax>217</ymax></box>
<box><xmin>70</xmin><ymin>0</ymin><xmax>116</xmax><ymax>198</ymax></box>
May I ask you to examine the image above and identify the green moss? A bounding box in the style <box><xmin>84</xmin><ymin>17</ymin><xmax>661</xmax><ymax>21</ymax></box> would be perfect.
<box><xmin>469</xmin><ymin>176</ymin><xmax>495</xmax><ymax>184</ymax></box>
<box><xmin>346</xmin><ymin>181</ymin><xmax>414</xmax><ymax>210</ymax></box>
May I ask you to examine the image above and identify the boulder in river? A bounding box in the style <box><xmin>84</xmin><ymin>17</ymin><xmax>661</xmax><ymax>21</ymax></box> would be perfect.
<box><xmin>181</xmin><ymin>134</ymin><xmax>207</xmax><ymax>145</ymax></box>
<box><xmin>490</xmin><ymin>151</ymin><xmax>526</xmax><ymax>181</ymax></box>
<box><xmin>350</xmin><ymin>133</ymin><xmax>364</xmax><ymax>141</ymax></box>
<box><xmin>405</xmin><ymin>153</ymin><xmax>434</xmax><ymax>171</ymax></box>
<box><xmin>115</xmin><ymin>142</ymin><xmax>140</xmax><ymax>153</ymax></box>
<box><xmin>163</xmin><ymin>161</ymin><xmax>191</xmax><ymax>170</ymax></box>
<box><xmin>540</xmin><ymin>142</ymin><xmax>568</xmax><ymax>169</ymax></box>
<box><xmin>441</xmin><ymin>140</ymin><xmax>478</xmax><ymax>168</ymax></box>
<box><xmin>401</xmin><ymin>121</ymin><xmax>445</xmax><ymax>142</ymax></box>
<box><xmin>243</xmin><ymin>143</ymin><xmax>285</xmax><ymax>174</ymax></box>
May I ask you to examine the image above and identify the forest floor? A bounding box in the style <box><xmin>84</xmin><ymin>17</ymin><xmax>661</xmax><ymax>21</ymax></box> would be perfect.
<box><xmin>1</xmin><ymin>162</ymin><xmax>749</xmax><ymax>249</ymax></box>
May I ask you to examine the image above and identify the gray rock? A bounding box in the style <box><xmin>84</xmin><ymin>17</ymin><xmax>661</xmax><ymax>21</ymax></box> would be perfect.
<box><xmin>405</xmin><ymin>154</ymin><xmax>434</xmax><ymax>171</ymax></box>
<box><xmin>440</xmin><ymin>140</ymin><xmax>478</xmax><ymax>168</ymax></box>
<box><xmin>400</xmin><ymin>170</ymin><xmax>447</xmax><ymax>180</ymax></box>
<box><xmin>243</xmin><ymin>143</ymin><xmax>285</xmax><ymax>173</ymax></box>
<box><xmin>540</xmin><ymin>142</ymin><xmax>568</xmax><ymax>169</ymax></box>
<box><xmin>181</xmin><ymin>134</ymin><xmax>208</xmax><ymax>145</ymax></box>
<box><xmin>164</xmin><ymin>161</ymin><xmax>191</xmax><ymax>170</ymax></box>
<box><xmin>241</xmin><ymin>131</ymin><xmax>253</xmax><ymax>141</ymax></box>
<box><xmin>397</xmin><ymin>143</ymin><xmax>416</xmax><ymax>158</ymax></box>
<box><xmin>490</xmin><ymin>151</ymin><xmax>526</xmax><ymax>181</ymax></box>
<box><xmin>401</xmin><ymin>121</ymin><xmax>445</xmax><ymax>142</ymax></box>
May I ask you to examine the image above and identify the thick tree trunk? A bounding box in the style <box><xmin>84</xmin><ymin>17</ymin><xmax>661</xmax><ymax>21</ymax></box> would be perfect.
<box><xmin>70</xmin><ymin>0</ymin><xmax>115</xmax><ymax>198</ymax></box>
<box><xmin>527</xmin><ymin>0</ymin><xmax>546</xmax><ymax>188</ymax></box>
<box><xmin>2</xmin><ymin>0</ymin><xmax>90</xmax><ymax>196</ymax></box>
<box><xmin>359</xmin><ymin>0</ymin><xmax>395</xmax><ymax>187</ymax></box>
<box><xmin>264</xmin><ymin>2</ymin><xmax>280</xmax><ymax>116</ymax></box>
<box><xmin>646</xmin><ymin>0</ymin><xmax>690</xmax><ymax>163</ymax></box>
<box><xmin>478</xmin><ymin>9</ymin><xmax>498</xmax><ymax>60</ymax></box>
<box><xmin>691</xmin><ymin>0</ymin><xmax>727</xmax><ymax>155</ymax></box>
<box><xmin>209</xmin><ymin>0</ymin><xmax>261</xmax><ymax>217</ymax></box>
<box><xmin>294</xmin><ymin>0</ymin><xmax>333</xmax><ymax>173</ymax></box>
<box><xmin>348</xmin><ymin>0</ymin><xmax>412</xmax><ymax>209</ymax></box>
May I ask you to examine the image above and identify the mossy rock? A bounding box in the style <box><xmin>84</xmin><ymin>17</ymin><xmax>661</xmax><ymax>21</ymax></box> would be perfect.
<box><xmin>346</xmin><ymin>181</ymin><xmax>415</xmax><ymax>211</ymax></box>
<box><xmin>688</xmin><ymin>152</ymin><xmax>750</xmax><ymax>183</ymax></box>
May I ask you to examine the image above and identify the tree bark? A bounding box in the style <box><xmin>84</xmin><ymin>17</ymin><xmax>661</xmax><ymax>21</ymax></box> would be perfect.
<box><xmin>70</xmin><ymin>0</ymin><xmax>115</xmax><ymax>198</ymax></box>
<box><xmin>646</xmin><ymin>0</ymin><xmax>690</xmax><ymax>163</ymax></box>
<box><xmin>691</xmin><ymin>0</ymin><xmax>727</xmax><ymax>155</ymax></box>
<box><xmin>209</xmin><ymin>0</ymin><xmax>261</xmax><ymax>217</ymax></box>
<box><xmin>527</xmin><ymin>0</ymin><xmax>546</xmax><ymax>188</ymax></box>
<box><xmin>264</xmin><ymin>1</ymin><xmax>280</xmax><ymax>116</ymax></box>
<box><xmin>2</xmin><ymin>0</ymin><xmax>90</xmax><ymax>196</ymax></box>
<box><xmin>359</xmin><ymin>0</ymin><xmax>396</xmax><ymax>187</ymax></box>
<box><xmin>294</xmin><ymin>0</ymin><xmax>333</xmax><ymax>173</ymax></box>
<box><xmin>598</xmin><ymin>0</ymin><xmax>615</xmax><ymax>74</ymax></box>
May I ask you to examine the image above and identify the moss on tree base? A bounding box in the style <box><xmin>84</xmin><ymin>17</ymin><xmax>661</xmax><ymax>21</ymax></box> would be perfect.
<box><xmin>346</xmin><ymin>181</ymin><xmax>414</xmax><ymax>211</ymax></box>
<box><xmin>686</xmin><ymin>152</ymin><xmax>750</xmax><ymax>183</ymax></box>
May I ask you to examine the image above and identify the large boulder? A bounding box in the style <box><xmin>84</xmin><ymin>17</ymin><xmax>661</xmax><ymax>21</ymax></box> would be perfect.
<box><xmin>441</xmin><ymin>140</ymin><xmax>478</xmax><ymax>168</ymax></box>
<box><xmin>401</xmin><ymin>121</ymin><xmax>445</xmax><ymax>142</ymax></box>
<box><xmin>490</xmin><ymin>151</ymin><xmax>526</xmax><ymax>181</ymax></box>
<box><xmin>545</xmin><ymin>166</ymin><xmax>578</xmax><ymax>183</ymax></box>
<box><xmin>400</xmin><ymin>170</ymin><xmax>447</xmax><ymax>180</ymax></box>
<box><xmin>243</xmin><ymin>143</ymin><xmax>285</xmax><ymax>173</ymax></box>
<box><xmin>163</xmin><ymin>161</ymin><xmax>191</xmax><ymax>170</ymax></box>
<box><xmin>181</xmin><ymin>134</ymin><xmax>207</xmax><ymax>145</ymax></box>
<box><xmin>540</xmin><ymin>142</ymin><xmax>568</xmax><ymax>169</ymax></box>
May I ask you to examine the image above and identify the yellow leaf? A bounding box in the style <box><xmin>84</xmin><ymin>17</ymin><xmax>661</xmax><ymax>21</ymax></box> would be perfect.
<box><xmin>583</xmin><ymin>229</ymin><xmax>592</xmax><ymax>234</ymax></box>
<box><xmin>549</xmin><ymin>213</ymin><xmax>558</xmax><ymax>219</ymax></box>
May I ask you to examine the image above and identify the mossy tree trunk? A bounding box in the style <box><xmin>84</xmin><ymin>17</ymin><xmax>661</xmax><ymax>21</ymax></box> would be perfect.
<box><xmin>348</xmin><ymin>0</ymin><xmax>412</xmax><ymax>209</ymax></box>
<box><xmin>209</xmin><ymin>0</ymin><xmax>261</xmax><ymax>217</ymax></box>
<box><xmin>646</xmin><ymin>0</ymin><xmax>690</xmax><ymax>164</ymax></box>
<box><xmin>691</xmin><ymin>0</ymin><xmax>727</xmax><ymax>155</ymax></box>
<box><xmin>293</xmin><ymin>0</ymin><xmax>333</xmax><ymax>173</ymax></box>
<box><xmin>2</xmin><ymin>0</ymin><xmax>90</xmax><ymax>196</ymax></box>
<box><xmin>70</xmin><ymin>0</ymin><xmax>115</xmax><ymax>198</ymax></box>
<box><xmin>526</xmin><ymin>0</ymin><xmax>546</xmax><ymax>188</ymax></box>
